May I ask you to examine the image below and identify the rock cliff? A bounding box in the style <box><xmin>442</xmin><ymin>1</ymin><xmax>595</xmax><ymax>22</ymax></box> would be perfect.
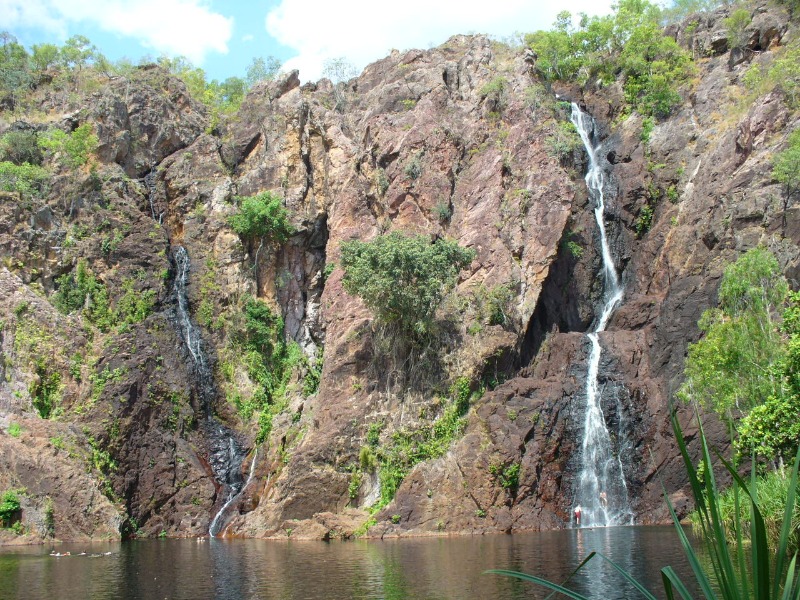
<box><xmin>0</xmin><ymin>2</ymin><xmax>798</xmax><ymax>542</ymax></box>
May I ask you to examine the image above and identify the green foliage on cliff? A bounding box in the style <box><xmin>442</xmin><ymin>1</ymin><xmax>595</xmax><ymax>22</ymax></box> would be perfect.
<box><xmin>227</xmin><ymin>296</ymin><xmax>309</xmax><ymax>445</ymax></box>
<box><xmin>340</xmin><ymin>231</ymin><xmax>475</xmax><ymax>340</ymax></box>
<box><xmin>525</xmin><ymin>0</ymin><xmax>693</xmax><ymax>117</ymax></box>
<box><xmin>679</xmin><ymin>247</ymin><xmax>788</xmax><ymax>416</ymax></box>
<box><xmin>724</xmin><ymin>9</ymin><xmax>752</xmax><ymax>51</ymax></box>
<box><xmin>0</xmin><ymin>491</ymin><xmax>21</xmax><ymax>527</ymax></box>
<box><xmin>743</xmin><ymin>44</ymin><xmax>800</xmax><ymax>108</ymax></box>
<box><xmin>681</xmin><ymin>248</ymin><xmax>800</xmax><ymax>463</ymax></box>
<box><xmin>53</xmin><ymin>260</ymin><xmax>114</xmax><ymax>331</ymax></box>
<box><xmin>0</xmin><ymin>161</ymin><xmax>49</xmax><ymax>198</ymax></box>
<box><xmin>372</xmin><ymin>377</ymin><xmax>476</xmax><ymax>508</ymax></box>
<box><xmin>38</xmin><ymin>123</ymin><xmax>98</xmax><ymax>168</ymax></box>
<box><xmin>773</xmin><ymin>128</ymin><xmax>800</xmax><ymax>200</ymax></box>
<box><xmin>0</xmin><ymin>129</ymin><xmax>42</xmax><ymax>166</ymax></box>
<box><xmin>228</xmin><ymin>192</ymin><xmax>294</xmax><ymax>244</ymax></box>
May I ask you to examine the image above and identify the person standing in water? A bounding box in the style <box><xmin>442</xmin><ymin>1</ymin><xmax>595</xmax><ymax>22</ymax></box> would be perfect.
<box><xmin>600</xmin><ymin>491</ymin><xmax>607</xmax><ymax>508</ymax></box>
<box><xmin>574</xmin><ymin>505</ymin><xmax>582</xmax><ymax>526</ymax></box>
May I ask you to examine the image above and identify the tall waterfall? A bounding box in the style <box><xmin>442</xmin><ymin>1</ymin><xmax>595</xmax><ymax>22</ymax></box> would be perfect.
<box><xmin>570</xmin><ymin>104</ymin><xmax>633</xmax><ymax>528</ymax></box>
<box><xmin>171</xmin><ymin>247</ymin><xmax>248</xmax><ymax>536</ymax></box>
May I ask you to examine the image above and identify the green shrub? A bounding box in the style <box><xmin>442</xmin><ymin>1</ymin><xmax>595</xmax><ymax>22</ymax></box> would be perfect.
<box><xmin>227</xmin><ymin>296</ymin><xmax>304</xmax><ymax>444</ymax></box>
<box><xmin>692</xmin><ymin>465</ymin><xmax>800</xmax><ymax>552</ymax></box>
<box><xmin>0</xmin><ymin>161</ymin><xmax>49</xmax><ymax>198</ymax></box>
<box><xmin>773</xmin><ymin>128</ymin><xmax>800</xmax><ymax>200</ymax></box>
<box><xmin>38</xmin><ymin>124</ymin><xmax>98</xmax><ymax>168</ymax></box>
<box><xmin>7</xmin><ymin>423</ymin><xmax>20</xmax><ymax>438</ymax></box>
<box><xmin>547</xmin><ymin>121</ymin><xmax>582</xmax><ymax>160</ymax></box>
<box><xmin>0</xmin><ymin>490</ymin><xmax>21</xmax><ymax>527</ymax></box>
<box><xmin>116</xmin><ymin>278</ymin><xmax>156</xmax><ymax>326</ymax></box>
<box><xmin>228</xmin><ymin>191</ymin><xmax>294</xmax><ymax>244</ymax></box>
<box><xmin>0</xmin><ymin>130</ymin><xmax>43</xmax><ymax>166</ymax></box>
<box><xmin>525</xmin><ymin>1</ymin><xmax>692</xmax><ymax>117</ymax></box>
<box><xmin>29</xmin><ymin>362</ymin><xmax>60</xmax><ymax>419</ymax></box>
<box><xmin>53</xmin><ymin>260</ymin><xmax>114</xmax><ymax>331</ymax></box>
<box><xmin>374</xmin><ymin>379</ymin><xmax>477</xmax><ymax>508</ymax></box>
<box><xmin>340</xmin><ymin>231</ymin><xmax>475</xmax><ymax>340</ymax></box>
<box><xmin>635</xmin><ymin>203</ymin><xmax>654</xmax><ymax>238</ymax></box>
<box><xmin>679</xmin><ymin>248</ymin><xmax>789</xmax><ymax>418</ymax></box>
<box><xmin>725</xmin><ymin>9</ymin><xmax>752</xmax><ymax>51</ymax></box>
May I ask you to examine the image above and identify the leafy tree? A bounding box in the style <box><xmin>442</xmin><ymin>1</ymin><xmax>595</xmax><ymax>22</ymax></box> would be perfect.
<box><xmin>724</xmin><ymin>9</ymin><xmax>752</xmax><ymax>51</ymax></box>
<box><xmin>0</xmin><ymin>129</ymin><xmax>42</xmax><ymax>165</ymax></box>
<box><xmin>679</xmin><ymin>247</ymin><xmax>789</xmax><ymax>417</ymax></box>
<box><xmin>322</xmin><ymin>57</ymin><xmax>357</xmax><ymax>83</ymax></box>
<box><xmin>58</xmin><ymin>35</ymin><xmax>96</xmax><ymax>73</ymax></box>
<box><xmin>0</xmin><ymin>32</ymin><xmax>32</xmax><ymax>106</ymax></box>
<box><xmin>53</xmin><ymin>260</ymin><xmax>114</xmax><ymax>331</ymax></box>
<box><xmin>228</xmin><ymin>191</ymin><xmax>294</xmax><ymax>285</ymax></box>
<box><xmin>340</xmin><ymin>231</ymin><xmax>475</xmax><ymax>339</ymax></box>
<box><xmin>0</xmin><ymin>161</ymin><xmax>49</xmax><ymax>197</ymax></box>
<box><xmin>228</xmin><ymin>191</ymin><xmax>294</xmax><ymax>244</ymax></box>
<box><xmin>661</xmin><ymin>0</ymin><xmax>718</xmax><ymax>23</ymax></box>
<box><xmin>737</xmin><ymin>290</ymin><xmax>800</xmax><ymax>461</ymax></box>
<box><xmin>0</xmin><ymin>491</ymin><xmax>20</xmax><ymax>527</ymax></box>
<box><xmin>773</xmin><ymin>128</ymin><xmax>800</xmax><ymax>204</ymax></box>
<box><xmin>525</xmin><ymin>0</ymin><xmax>692</xmax><ymax>117</ymax></box>
<box><xmin>246</xmin><ymin>56</ymin><xmax>282</xmax><ymax>87</ymax></box>
<box><xmin>30</xmin><ymin>43</ymin><xmax>59</xmax><ymax>79</ymax></box>
<box><xmin>38</xmin><ymin>123</ymin><xmax>98</xmax><ymax>168</ymax></box>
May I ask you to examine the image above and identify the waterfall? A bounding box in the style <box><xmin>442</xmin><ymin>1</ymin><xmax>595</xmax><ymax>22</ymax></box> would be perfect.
<box><xmin>170</xmin><ymin>246</ymin><xmax>247</xmax><ymax>536</ymax></box>
<box><xmin>143</xmin><ymin>168</ymin><xmax>162</xmax><ymax>224</ymax></box>
<box><xmin>209</xmin><ymin>448</ymin><xmax>258</xmax><ymax>537</ymax></box>
<box><xmin>570</xmin><ymin>103</ymin><xmax>633</xmax><ymax>528</ymax></box>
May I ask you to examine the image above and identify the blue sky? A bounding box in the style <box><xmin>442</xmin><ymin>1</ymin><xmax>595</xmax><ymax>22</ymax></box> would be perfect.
<box><xmin>1</xmin><ymin>0</ymin><xmax>616</xmax><ymax>83</ymax></box>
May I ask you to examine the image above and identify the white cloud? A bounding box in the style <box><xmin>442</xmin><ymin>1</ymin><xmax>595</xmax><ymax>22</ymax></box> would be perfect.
<box><xmin>0</xmin><ymin>0</ymin><xmax>232</xmax><ymax>63</ymax></box>
<box><xmin>266</xmin><ymin>0</ymin><xmax>616</xmax><ymax>82</ymax></box>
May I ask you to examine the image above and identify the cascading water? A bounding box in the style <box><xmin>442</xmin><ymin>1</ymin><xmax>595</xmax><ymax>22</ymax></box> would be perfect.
<box><xmin>570</xmin><ymin>103</ymin><xmax>633</xmax><ymax>528</ymax></box>
<box><xmin>171</xmin><ymin>246</ymin><xmax>249</xmax><ymax>536</ymax></box>
<box><xmin>142</xmin><ymin>169</ymin><xmax>162</xmax><ymax>224</ymax></box>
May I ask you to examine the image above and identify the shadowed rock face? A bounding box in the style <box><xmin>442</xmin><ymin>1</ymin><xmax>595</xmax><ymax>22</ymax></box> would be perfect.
<box><xmin>0</xmin><ymin>1</ymin><xmax>798</xmax><ymax>543</ymax></box>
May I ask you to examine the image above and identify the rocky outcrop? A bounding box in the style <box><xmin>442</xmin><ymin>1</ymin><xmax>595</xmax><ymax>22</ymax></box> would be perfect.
<box><xmin>0</xmin><ymin>2</ymin><xmax>798</xmax><ymax>544</ymax></box>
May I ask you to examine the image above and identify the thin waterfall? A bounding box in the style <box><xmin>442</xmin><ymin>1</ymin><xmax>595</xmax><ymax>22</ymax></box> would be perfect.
<box><xmin>209</xmin><ymin>448</ymin><xmax>258</xmax><ymax>537</ymax></box>
<box><xmin>570</xmin><ymin>103</ymin><xmax>633</xmax><ymax>528</ymax></box>
<box><xmin>170</xmin><ymin>246</ymin><xmax>247</xmax><ymax>536</ymax></box>
<box><xmin>143</xmin><ymin>168</ymin><xmax>162</xmax><ymax>224</ymax></box>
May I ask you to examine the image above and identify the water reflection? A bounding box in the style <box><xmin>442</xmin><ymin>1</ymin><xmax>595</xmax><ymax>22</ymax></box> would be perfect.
<box><xmin>0</xmin><ymin>526</ymin><xmax>697</xmax><ymax>599</ymax></box>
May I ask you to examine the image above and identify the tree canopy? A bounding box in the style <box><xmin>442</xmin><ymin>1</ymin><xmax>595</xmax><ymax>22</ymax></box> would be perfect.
<box><xmin>525</xmin><ymin>0</ymin><xmax>693</xmax><ymax>117</ymax></box>
<box><xmin>680</xmin><ymin>247</ymin><xmax>800</xmax><ymax>462</ymax></box>
<box><xmin>340</xmin><ymin>232</ymin><xmax>475</xmax><ymax>339</ymax></box>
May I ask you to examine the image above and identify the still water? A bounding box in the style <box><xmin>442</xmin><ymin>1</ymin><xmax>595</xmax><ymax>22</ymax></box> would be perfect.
<box><xmin>0</xmin><ymin>526</ymin><xmax>698</xmax><ymax>599</ymax></box>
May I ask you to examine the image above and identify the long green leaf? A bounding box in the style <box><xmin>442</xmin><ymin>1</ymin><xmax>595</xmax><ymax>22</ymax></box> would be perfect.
<box><xmin>715</xmin><ymin>451</ymin><xmax>774</xmax><ymax>600</ymax></box>
<box><xmin>774</xmin><ymin>448</ymin><xmax>800</xmax><ymax>600</ymax></box>
<box><xmin>676</xmin><ymin>411</ymin><xmax>738</xmax><ymax>599</ymax></box>
<box><xmin>543</xmin><ymin>551</ymin><xmax>598</xmax><ymax>600</ymax></box>
<box><xmin>485</xmin><ymin>569</ymin><xmax>591</xmax><ymax>600</ymax></box>
<box><xmin>665</xmin><ymin>487</ymin><xmax>719</xmax><ymax>599</ymax></box>
<box><xmin>693</xmin><ymin>413</ymin><xmax>738</xmax><ymax>597</ymax></box>
<box><xmin>780</xmin><ymin>555</ymin><xmax>798</xmax><ymax>600</ymax></box>
<box><xmin>595</xmin><ymin>552</ymin><xmax>658</xmax><ymax>600</ymax></box>
<box><xmin>662</xmin><ymin>566</ymin><xmax>696</xmax><ymax>600</ymax></box>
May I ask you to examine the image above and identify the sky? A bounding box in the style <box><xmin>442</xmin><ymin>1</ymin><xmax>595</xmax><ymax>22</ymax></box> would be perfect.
<box><xmin>0</xmin><ymin>0</ymin><xmax>617</xmax><ymax>83</ymax></box>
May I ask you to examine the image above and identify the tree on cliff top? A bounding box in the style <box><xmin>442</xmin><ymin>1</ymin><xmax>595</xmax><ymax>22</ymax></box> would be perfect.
<box><xmin>340</xmin><ymin>232</ymin><xmax>475</xmax><ymax>340</ymax></box>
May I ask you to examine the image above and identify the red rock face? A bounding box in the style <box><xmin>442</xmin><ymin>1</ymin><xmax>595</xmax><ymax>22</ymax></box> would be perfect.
<box><xmin>0</xmin><ymin>0</ymin><xmax>798</xmax><ymax>542</ymax></box>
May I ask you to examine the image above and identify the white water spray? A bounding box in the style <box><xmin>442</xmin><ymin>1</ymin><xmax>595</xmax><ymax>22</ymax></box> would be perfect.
<box><xmin>170</xmin><ymin>246</ymin><xmax>248</xmax><ymax>536</ymax></box>
<box><xmin>209</xmin><ymin>448</ymin><xmax>258</xmax><ymax>537</ymax></box>
<box><xmin>571</xmin><ymin>103</ymin><xmax>633</xmax><ymax>528</ymax></box>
